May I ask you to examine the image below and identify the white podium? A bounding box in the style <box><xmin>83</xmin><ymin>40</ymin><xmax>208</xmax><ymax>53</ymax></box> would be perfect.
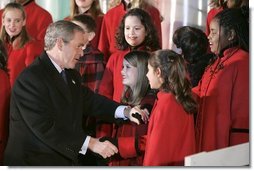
<box><xmin>185</xmin><ymin>142</ymin><xmax>249</xmax><ymax>166</ymax></box>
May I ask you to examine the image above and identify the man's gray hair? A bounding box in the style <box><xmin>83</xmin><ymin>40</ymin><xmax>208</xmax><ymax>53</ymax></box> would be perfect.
<box><xmin>44</xmin><ymin>20</ymin><xmax>84</xmax><ymax>51</ymax></box>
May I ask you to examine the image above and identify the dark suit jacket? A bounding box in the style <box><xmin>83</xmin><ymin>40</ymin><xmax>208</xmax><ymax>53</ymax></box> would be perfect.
<box><xmin>4</xmin><ymin>51</ymin><xmax>119</xmax><ymax>166</ymax></box>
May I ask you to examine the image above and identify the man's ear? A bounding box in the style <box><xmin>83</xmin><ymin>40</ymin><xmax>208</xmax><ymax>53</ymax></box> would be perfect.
<box><xmin>88</xmin><ymin>31</ymin><xmax>95</xmax><ymax>41</ymax></box>
<box><xmin>56</xmin><ymin>38</ymin><xmax>63</xmax><ymax>51</ymax></box>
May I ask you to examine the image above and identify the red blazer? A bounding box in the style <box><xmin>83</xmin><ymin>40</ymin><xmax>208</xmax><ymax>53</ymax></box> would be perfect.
<box><xmin>143</xmin><ymin>91</ymin><xmax>196</xmax><ymax>166</ymax></box>
<box><xmin>98</xmin><ymin>3</ymin><xmax>162</xmax><ymax>62</ymax></box>
<box><xmin>0</xmin><ymin>70</ymin><xmax>10</xmax><ymax>165</ymax></box>
<box><xmin>193</xmin><ymin>48</ymin><xmax>249</xmax><ymax>152</ymax></box>
<box><xmin>0</xmin><ymin>1</ymin><xmax>52</xmax><ymax>48</ymax></box>
<box><xmin>6</xmin><ymin>39</ymin><xmax>43</xmax><ymax>87</ymax></box>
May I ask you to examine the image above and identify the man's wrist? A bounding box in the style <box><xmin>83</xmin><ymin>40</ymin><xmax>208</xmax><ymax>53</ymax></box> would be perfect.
<box><xmin>123</xmin><ymin>106</ymin><xmax>131</xmax><ymax>119</ymax></box>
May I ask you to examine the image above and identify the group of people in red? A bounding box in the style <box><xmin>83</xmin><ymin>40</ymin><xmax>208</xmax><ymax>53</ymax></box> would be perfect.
<box><xmin>0</xmin><ymin>0</ymin><xmax>249</xmax><ymax>166</ymax></box>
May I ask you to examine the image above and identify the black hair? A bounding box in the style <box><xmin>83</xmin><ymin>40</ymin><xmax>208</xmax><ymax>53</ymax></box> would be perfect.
<box><xmin>214</xmin><ymin>6</ymin><xmax>249</xmax><ymax>53</ymax></box>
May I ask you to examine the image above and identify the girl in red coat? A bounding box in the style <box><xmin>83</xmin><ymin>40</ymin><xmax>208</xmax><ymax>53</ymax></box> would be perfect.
<box><xmin>98</xmin><ymin>0</ymin><xmax>162</xmax><ymax>62</ymax></box>
<box><xmin>0</xmin><ymin>39</ymin><xmax>10</xmax><ymax>165</ymax></box>
<box><xmin>98</xmin><ymin>8</ymin><xmax>159</xmax><ymax>102</ymax></box>
<box><xmin>65</xmin><ymin>0</ymin><xmax>103</xmax><ymax>48</ymax></box>
<box><xmin>144</xmin><ymin>50</ymin><xmax>197</xmax><ymax>166</ymax></box>
<box><xmin>206</xmin><ymin>0</ymin><xmax>226</xmax><ymax>36</ymax></box>
<box><xmin>0</xmin><ymin>2</ymin><xmax>43</xmax><ymax>87</ymax></box>
<box><xmin>193</xmin><ymin>7</ymin><xmax>249</xmax><ymax>153</ymax></box>
<box><xmin>97</xmin><ymin>8</ymin><xmax>159</xmax><ymax>141</ymax></box>
<box><xmin>99</xmin><ymin>51</ymin><xmax>156</xmax><ymax>166</ymax></box>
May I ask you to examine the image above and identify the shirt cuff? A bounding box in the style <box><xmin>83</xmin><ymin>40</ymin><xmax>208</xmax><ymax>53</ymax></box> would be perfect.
<box><xmin>115</xmin><ymin>105</ymin><xmax>128</xmax><ymax>120</ymax></box>
<box><xmin>79</xmin><ymin>136</ymin><xmax>91</xmax><ymax>155</ymax></box>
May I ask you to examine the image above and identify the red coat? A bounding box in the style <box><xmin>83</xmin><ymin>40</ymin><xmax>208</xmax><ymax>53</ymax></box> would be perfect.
<box><xmin>98</xmin><ymin>3</ymin><xmax>162</xmax><ymax>62</ymax></box>
<box><xmin>0</xmin><ymin>70</ymin><xmax>10</xmax><ymax>165</ymax></box>
<box><xmin>6</xmin><ymin>40</ymin><xmax>43</xmax><ymax>87</ymax></box>
<box><xmin>206</xmin><ymin>7</ymin><xmax>223</xmax><ymax>36</ymax></box>
<box><xmin>108</xmin><ymin>91</ymin><xmax>156</xmax><ymax>166</ymax></box>
<box><xmin>0</xmin><ymin>1</ymin><xmax>53</xmax><ymax>47</ymax></box>
<box><xmin>193</xmin><ymin>48</ymin><xmax>249</xmax><ymax>152</ymax></box>
<box><xmin>98</xmin><ymin>49</ymin><xmax>129</xmax><ymax>101</ymax></box>
<box><xmin>143</xmin><ymin>91</ymin><xmax>196</xmax><ymax>166</ymax></box>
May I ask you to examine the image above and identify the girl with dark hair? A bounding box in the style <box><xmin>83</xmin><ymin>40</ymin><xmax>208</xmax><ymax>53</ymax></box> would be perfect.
<box><xmin>100</xmin><ymin>51</ymin><xmax>156</xmax><ymax>166</ymax></box>
<box><xmin>98</xmin><ymin>0</ymin><xmax>162</xmax><ymax>62</ymax></box>
<box><xmin>97</xmin><ymin>9</ymin><xmax>159</xmax><ymax>145</ymax></box>
<box><xmin>0</xmin><ymin>2</ymin><xmax>43</xmax><ymax>87</ymax></box>
<box><xmin>193</xmin><ymin>7</ymin><xmax>249</xmax><ymax>153</ymax></box>
<box><xmin>173</xmin><ymin>26</ymin><xmax>214</xmax><ymax>87</ymax></box>
<box><xmin>98</xmin><ymin>8</ymin><xmax>159</xmax><ymax>102</ymax></box>
<box><xmin>144</xmin><ymin>49</ymin><xmax>196</xmax><ymax>166</ymax></box>
<box><xmin>0</xmin><ymin>39</ymin><xmax>10</xmax><ymax>165</ymax></box>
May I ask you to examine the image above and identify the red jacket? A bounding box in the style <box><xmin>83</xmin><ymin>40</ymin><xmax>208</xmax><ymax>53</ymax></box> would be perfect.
<box><xmin>108</xmin><ymin>90</ymin><xmax>156</xmax><ymax>166</ymax></box>
<box><xmin>143</xmin><ymin>91</ymin><xmax>196</xmax><ymax>166</ymax></box>
<box><xmin>98</xmin><ymin>3</ymin><xmax>162</xmax><ymax>62</ymax></box>
<box><xmin>6</xmin><ymin>39</ymin><xmax>43</xmax><ymax>87</ymax></box>
<box><xmin>0</xmin><ymin>70</ymin><xmax>10</xmax><ymax>165</ymax></box>
<box><xmin>193</xmin><ymin>48</ymin><xmax>249</xmax><ymax>152</ymax></box>
<box><xmin>0</xmin><ymin>1</ymin><xmax>53</xmax><ymax>47</ymax></box>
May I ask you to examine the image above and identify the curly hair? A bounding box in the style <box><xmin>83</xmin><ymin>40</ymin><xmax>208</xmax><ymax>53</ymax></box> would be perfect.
<box><xmin>115</xmin><ymin>8</ymin><xmax>160</xmax><ymax>51</ymax></box>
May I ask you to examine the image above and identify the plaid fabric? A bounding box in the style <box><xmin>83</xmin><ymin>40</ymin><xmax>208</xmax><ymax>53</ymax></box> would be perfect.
<box><xmin>75</xmin><ymin>44</ymin><xmax>105</xmax><ymax>138</ymax></box>
<box><xmin>76</xmin><ymin>43</ymin><xmax>105</xmax><ymax>93</ymax></box>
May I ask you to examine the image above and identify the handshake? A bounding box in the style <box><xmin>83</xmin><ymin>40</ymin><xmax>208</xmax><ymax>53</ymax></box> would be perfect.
<box><xmin>88</xmin><ymin>105</ymin><xmax>149</xmax><ymax>161</ymax></box>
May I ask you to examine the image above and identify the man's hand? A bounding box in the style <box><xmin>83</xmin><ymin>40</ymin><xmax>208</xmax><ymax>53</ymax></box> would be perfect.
<box><xmin>88</xmin><ymin>137</ymin><xmax>118</xmax><ymax>159</ymax></box>
<box><xmin>124</xmin><ymin>105</ymin><xmax>149</xmax><ymax>125</ymax></box>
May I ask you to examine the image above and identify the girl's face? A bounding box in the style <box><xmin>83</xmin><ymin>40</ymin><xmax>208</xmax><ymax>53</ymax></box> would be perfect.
<box><xmin>2</xmin><ymin>8</ymin><xmax>25</xmax><ymax>38</ymax></box>
<box><xmin>121</xmin><ymin>59</ymin><xmax>138</xmax><ymax>89</ymax></box>
<box><xmin>124</xmin><ymin>15</ymin><xmax>146</xmax><ymax>47</ymax></box>
<box><xmin>146</xmin><ymin>63</ymin><xmax>162</xmax><ymax>89</ymax></box>
<box><xmin>75</xmin><ymin>0</ymin><xmax>94</xmax><ymax>8</ymax></box>
<box><xmin>208</xmin><ymin>19</ymin><xmax>229</xmax><ymax>55</ymax></box>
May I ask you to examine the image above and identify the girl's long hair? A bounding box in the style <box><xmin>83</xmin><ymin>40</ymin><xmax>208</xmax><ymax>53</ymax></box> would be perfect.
<box><xmin>148</xmin><ymin>49</ymin><xmax>197</xmax><ymax>114</ymax></box>
<box><xmin>121</xmin><ymin>51</ymin><xmax>150</xmax><ymax>106</ymax></box>
<box><xmin>0</xmin><ymin>2</ymin><xmax>30</xmax><ymax>49</ymax></box>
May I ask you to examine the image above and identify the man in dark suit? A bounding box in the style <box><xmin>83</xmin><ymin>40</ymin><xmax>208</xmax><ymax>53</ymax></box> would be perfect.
<box><xmin>4</xmin><ymin>20</ymin><xmax>145</xmax><ymax>166</ymax></box>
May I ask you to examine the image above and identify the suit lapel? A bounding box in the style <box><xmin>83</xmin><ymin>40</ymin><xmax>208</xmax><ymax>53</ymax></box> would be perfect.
<box><xmin>40</xmin><ymin>52</ymin><xmax>72</xmax><ymax>103</ymax></box>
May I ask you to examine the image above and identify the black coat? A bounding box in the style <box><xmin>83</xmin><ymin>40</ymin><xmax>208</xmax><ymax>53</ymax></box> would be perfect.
<box><xmin>4</xmin><ymin>51</ymin><xmax>119</xmax><ymax>166</ymax></box>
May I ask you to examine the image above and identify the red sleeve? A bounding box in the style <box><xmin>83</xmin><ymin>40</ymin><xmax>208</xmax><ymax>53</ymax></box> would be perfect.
<box><xmin>118</xmin><ymin>137</ymin><xmax>137</xmax><ymax>158</ymax></box>
<box><xmin>98</xmin><ymin>14</ymin><xmax>111</xmax><ymax>62</ymax></box>
<box><xmin>144</xmin><ymin>96</ymin><xmax>195</xmax><ymax>166</ymax></box>
<box><xmin>147</xmin><ymin>6</ymin><xmax>162</xmax><ymax>47</ymax></box>
<box><xmin>98</xmin><ymin>54</ymin><xmax>115</xmax><ymax>99</ymax></box>
<box><xmin>25</xmin><ymin>40</ymin><xmax>43</xmax><ymax>66</ymax></box>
